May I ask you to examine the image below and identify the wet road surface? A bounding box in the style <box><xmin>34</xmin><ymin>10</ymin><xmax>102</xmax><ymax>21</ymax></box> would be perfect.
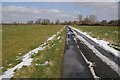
<box><xmin>63</xmin><ymin>27</ymin><xmax>120</xmax><ymax>78</ymax></box>
<box><xmin>63</xmin><ymin>28</ymin><xmax>93</xmax><ymax>78</ymax></box>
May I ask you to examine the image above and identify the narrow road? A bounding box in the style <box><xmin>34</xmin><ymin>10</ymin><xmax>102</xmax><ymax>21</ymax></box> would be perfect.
<box><xmin>63</xmin><ymin>28</ymin><xmax>93</xmax><ymax>78</ymax></box>
<box><xmin>63</xmin><ymin>26</ymin><xmax>120</xmax><ymax>78</ymax></box>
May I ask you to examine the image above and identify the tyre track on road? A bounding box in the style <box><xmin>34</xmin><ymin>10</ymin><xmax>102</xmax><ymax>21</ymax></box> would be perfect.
<box><xmin>63</xmin><ymin>26</ymin><xmax>120</xmax><ymax>78</ymax></box>
<box><xmin>63</xmin><ymin>28</ymin><xmax>94</xmax><ymax>78</ymax></box>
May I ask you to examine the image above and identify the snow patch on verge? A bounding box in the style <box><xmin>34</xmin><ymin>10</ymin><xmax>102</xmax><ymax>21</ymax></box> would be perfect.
<box><xmin>73</xmin><ymin>34</ymin><xmax>99</xmax><ymax>78</ymax></box>
<box><xmin>0</xmin><ymin>26</ymin><xmax>65</xmax><ymax>79</ymax></box>
<box><xmin>0</xmin><ymin>67</ymin><xmax>4</xmax><ymax>70</ymax></box>
<box><xmin>35</xmin><ymin>61</ymin><xmax>49</xmax><ymax>66</ymax></box>
<box><xmin>19</xmin><ymin>53</ymin><xmax>22</xmax><ymax>55</ymax></box>
<box><xmin>69</xmin><ymin>26</ymin><xmax>120</xmax><ymax>58</ymax></box>
<box><xmin>57</xmin><ymin>36</ymin><xmax>61</xmax><ymax>40</ymax></box>
<box><xmin>69</xmin><ymin>26</ymin><xmax>120</xmax><ymax>76</ymax></box>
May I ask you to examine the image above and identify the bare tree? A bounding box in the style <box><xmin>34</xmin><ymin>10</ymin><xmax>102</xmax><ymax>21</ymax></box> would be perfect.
<box><xmin>100</xmin><ymin>20</ymin><xmax>107</xmax><ymax>26</ymax></box>
<box><xmin>55</xmin><ymin>20</ymin><xmax>60</xmax><ymax>25</ymax></box>
<box><xmin>88</xmin><ymin>15</ymin><xmax>97</xmax><ymax>23</ymax></box>
<box><xmin>82</xmin><ymin>15</ymin><xmax>97</xmax><ymax>25</ymax></box>
<box><xmin>77</xmin><ymin>14</ymin><xmax>83</xmax><ymax>23</ymax></box>
<box><xmin>27</xmin><ymin>20</ymin><xmax>34</xmax><ymax>24</ymax></box>
<box><xmin>41</xmin><ymin>19</ymin><xmax>50</xmax><ymax>25</ymax></box>
<box><xmin>35</xmin><ymin>18</ymin><xmax>42</xmax><ymax>24</ymax></box>
<box><xmin>83</xmin><ymin>16</ymin><xmax>89</xmax><ymax>25</ymax></box>
<box><xmin>63</xmin><ymin>21</ymin><xmax>68</xmax><ymax>25</ymax></box>
<box><xmin>12</xmin><ymin>21</ymin><xmax>18</xmax><ymax>25</ymax></box>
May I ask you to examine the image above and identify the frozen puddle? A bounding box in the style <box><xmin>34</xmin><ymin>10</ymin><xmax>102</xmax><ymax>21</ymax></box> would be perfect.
<box><xmin>0</xmin><ymin>27</ymin><xmax>65</xmax><ymax>79</ymax></box>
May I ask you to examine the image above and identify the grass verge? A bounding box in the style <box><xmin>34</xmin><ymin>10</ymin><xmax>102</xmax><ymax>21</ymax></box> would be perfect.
<box><xmin>75</xmin><ymin>26</ymin><xmax>119</xmax><ymax>50</ymax></box>
<box><xmin>14</xmin><ymin>27</ymin><xmax>66</xmax><ymax>78</ymax></box>
<box><xmin>2</xmin><ymin>24</ymin><xmax>64</xmax><ymax>72</ymax></box>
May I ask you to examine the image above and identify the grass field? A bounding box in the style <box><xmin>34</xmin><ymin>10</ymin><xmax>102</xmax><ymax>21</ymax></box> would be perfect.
<box><xmin>2</xmin><ymin>24</ymin><xmax>64</xmax><ymax>73</ymax></box>
<box><xmin>14</xmin><ymin>28</ymin><xmax>66</xmax><ymax>78</ymax></box>
<box><xmin>2</xmin><ymin>25</ymin><xmax>119</xmax><ymax>78</ymax></box>
<box><xmin>75</xmin><ymin>26</ymin><xmax>119</xmax><ymax>50</ymax></box>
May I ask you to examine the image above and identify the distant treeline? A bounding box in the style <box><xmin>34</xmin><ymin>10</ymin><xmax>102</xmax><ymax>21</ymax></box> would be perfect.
<box><xmin>75</xmin><ymin>14</ymin><xmax>119</xmax><ymax>26</ymax></box>
<box><xmin>2</xmin><ymin>19</ymin><xmax>119</xmax><ymax>26</ymax></box>
<box><xmin>2</xmin><ymin>14</ymin><xmax>120</xmax><ymax>26</ymax></box>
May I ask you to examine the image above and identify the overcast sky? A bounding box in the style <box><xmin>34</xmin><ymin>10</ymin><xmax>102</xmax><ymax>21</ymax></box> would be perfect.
<box><xmin>1</xmin><ymin>1</ymin><xmax>119</xmax><ymax>23</ymax></box>
<box><xmin>2</xmin><ymin>0</ymin><xmax>120</xmax><ymax>2</ymax></box>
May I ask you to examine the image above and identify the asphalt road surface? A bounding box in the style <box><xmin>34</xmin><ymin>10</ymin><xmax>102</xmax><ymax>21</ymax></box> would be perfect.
<box><xmin>62</xmin><ymin>26</ymin><xmax>120</xmax><ymax>79</ymax></box>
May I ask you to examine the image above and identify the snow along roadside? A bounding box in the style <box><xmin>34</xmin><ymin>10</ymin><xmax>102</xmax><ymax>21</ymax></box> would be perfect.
<box><xmin>69</xmin><ymin>26</ymin><xmax>120</xmax><ymax>58</ymax></box>
<box><xmin>73</xmin><ymin>36</ymin><xmax>99</xmax><ymax>79</ymax></box>
<box><xmin>0</xmin><ymin>26</ymin><xmax>65</xmax><ymax>79</ymax></box>
<box><xmin>69</xmin><ymin>26</ymin><xmax>120</xmax><ymax>76</ymax></box>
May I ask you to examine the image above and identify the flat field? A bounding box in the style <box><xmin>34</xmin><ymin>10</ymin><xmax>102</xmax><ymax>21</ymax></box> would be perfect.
<box><xmin>2</xmin><ymin>24</ymin><xmax>65</xmax><ymax>73</ymax></box>
<box><xmin>75</xmin><ymin>26</ymin><xmax>119</xmax><ymax>50</ymax></box>
<box><xmin>14</xmin><ymin>27</ymin><xmax>66</xmax><ymax>78</ymax></box>
<box><xmin>2</xmin><ymin>25</ymin><xmax>119</xmax><ymax>78</ymax></box>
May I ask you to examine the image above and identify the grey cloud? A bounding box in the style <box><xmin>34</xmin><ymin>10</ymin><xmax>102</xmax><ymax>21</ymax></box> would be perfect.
<box><xmin>72</xmin><ymin>2</ymin><xmax>118</xmax><ymax>20</ymax></box>
<box><xmin>2</xmin><ymin>5</ymin><xmax>70</xmax><ymax>23</ymax></box>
